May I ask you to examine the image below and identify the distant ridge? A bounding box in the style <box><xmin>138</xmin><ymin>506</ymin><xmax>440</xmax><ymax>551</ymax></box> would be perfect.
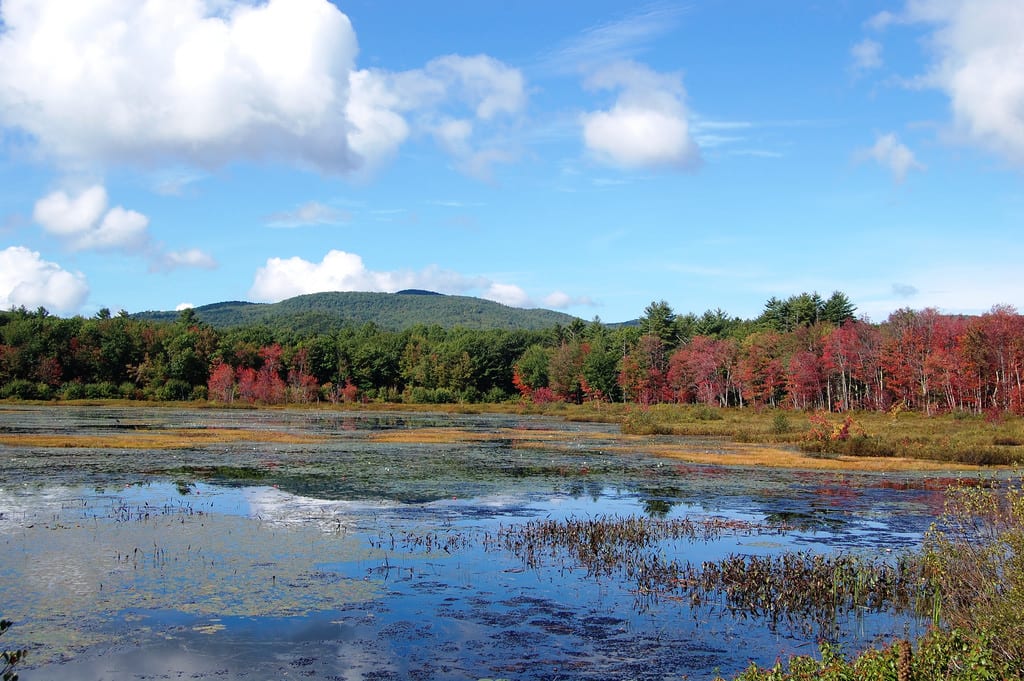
<box><xmin>133</xmin><ymin>291</ymin><xmax>580</xmax><ymax>333</ymax></box>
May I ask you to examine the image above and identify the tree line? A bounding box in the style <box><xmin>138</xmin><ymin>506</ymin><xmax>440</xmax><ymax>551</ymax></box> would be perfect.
<box><xmin>1</xmin><ymin>291</ymin><xmax>1022</xmax><ymax>415</ymax></box>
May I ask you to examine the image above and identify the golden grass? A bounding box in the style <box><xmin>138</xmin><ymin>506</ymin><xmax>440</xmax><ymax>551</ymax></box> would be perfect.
<box><xmin>0</xmin><ymin>428</ymin><xmax>328</xmax><ymax>449</ymax></box>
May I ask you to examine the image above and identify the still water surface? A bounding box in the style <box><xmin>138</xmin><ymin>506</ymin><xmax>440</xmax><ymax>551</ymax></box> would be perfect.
<box><xmin>0</xmin><ymin>406</ymin><xmax>964</xmax><ymax>679</ymax></box>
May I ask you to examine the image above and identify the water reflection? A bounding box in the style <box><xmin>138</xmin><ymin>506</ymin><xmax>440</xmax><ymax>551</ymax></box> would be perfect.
<box><xmin>0</xmin><ymin>406</ymin><xmax>971</xmax><ymax>680</ymax></box>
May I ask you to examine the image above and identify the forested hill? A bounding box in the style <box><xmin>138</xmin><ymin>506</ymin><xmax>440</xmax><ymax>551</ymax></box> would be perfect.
<box><xmin>133</xmin><ymin>291</ymin><xmax>581</xmax><ymax>332</ymax></box>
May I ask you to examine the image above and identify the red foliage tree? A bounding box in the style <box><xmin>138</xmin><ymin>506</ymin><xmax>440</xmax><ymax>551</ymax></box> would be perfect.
<box><xmin>207</xmin><ymin>361</ymin><xmax>236</xmax><ymax>402</ymax></box>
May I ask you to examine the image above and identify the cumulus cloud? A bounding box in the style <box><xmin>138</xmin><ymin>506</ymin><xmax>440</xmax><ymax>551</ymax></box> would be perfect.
<box><xmin>247</xmin><ymin>249</ymin><xmax>591</xmax><ymax>310</ymax></box>
<box><xmin>850</xmin><ymin>38</ymin><xmax>884</xmax><ymax>72</ymax></box>
<box><xmin>33</xmin><ymin>186</ymin><xmax>148</xmax><ymax>252</ymax></box>
<box><xmin>0</xmin><ymin>0</ymin><xmax>360</xmax><ymax>172</ymax></box>
<box><xmin>899</xmin><ymin>0</ymin><xmax>1024</xmax><ymax>164</ymax></box>
<box><xmin>175</xmin><ymin>302</ymin><xmax>196</xmax><ymax>311</ymax></box>
<box><xmin>580</xmin><ymin>61</ymin><xmax>700</xmax><ymax>170</ymax></box>
<box><xmin>543</xmin><ymin>291</ymin><xmax>594</xmax><ymax>309</ymax></box>
<box><xmin>264</xmin><ymin>201</ymin><xmax>351</xmax><ymax>228</ymax></box>
<box><xmin>484</xmin><ymin>283</ymin><xmax>531</xmax><ymax>308</ymax></box>
<box><xmin>0</xmin><ymin>1</ymin><xmax>526</xmax><ymax>178</ymax></box>
<box><xmin>858</xmin><ymin>133</ymin><xmax>925</xmax><ymax>182</ymax></box>
<box><xmin>0</xmin><ymin>246</ymin><xmax>89</xmax><ymax>313</ymax></box>
<box><xmin>355</xmin><ymin>55</ymin><xmax>526</xmax><ymax>179</ymax></box>
<box><xmin>249</xmin><ymin>250</ymin><xmax>478</xmax><ymax>302</ymax></box>
<box><xmin>32</xmin><ymin>185</ymin><xmax>216</xmax><ymax>270</ymax></box>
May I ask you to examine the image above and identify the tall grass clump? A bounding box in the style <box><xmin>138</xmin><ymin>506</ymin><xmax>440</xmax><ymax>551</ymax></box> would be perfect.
<box><xmin>921</xmin><ymin>474</ymin><xmax>1024</xmax><ymax>670</ymax></box>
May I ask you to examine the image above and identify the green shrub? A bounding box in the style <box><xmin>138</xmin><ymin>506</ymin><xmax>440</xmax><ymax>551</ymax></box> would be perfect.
<box><xmin>724</xmin><ymin>629</ymin><xmax>1021</xmax><ymax>680</ymax></box>
<box><xmin>83</xmin><ymin>382</ymin><xmax>119</xmax><ymax>399</ymax></box>
<box><xmin>921</xmin><ymin>475</ymin><xmax>1024</xmax><ymax>671</ymax></box>
<box><xmin>691</xmin><ymin>404</ymin><xmax>724</xmax><ymax>421</ymax></box>
<box><xmin>770</xmin><ymin>412</ymin><xmax>791</xmax><ymax>435</ymax></box>
<box><xmin>621</xmin><ymin>408</ymin><xmax>675</xmax><ymax>435</ymax></box>
<box><xmin>60</xmin><ymin>381</ymin><xmax>86</xmax><ymax>400</ymax></box>
<box><xmin>0</xmin><ymin>379</ymin><xmax>46</xmax><ymax>400</ymax></box>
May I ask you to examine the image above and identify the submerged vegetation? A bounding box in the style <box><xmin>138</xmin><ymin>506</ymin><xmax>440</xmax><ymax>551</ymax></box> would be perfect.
<box><xmin>721</xmin><ymin>474</ymin><xmax>1024</xmax><ymax>680</ymax></box>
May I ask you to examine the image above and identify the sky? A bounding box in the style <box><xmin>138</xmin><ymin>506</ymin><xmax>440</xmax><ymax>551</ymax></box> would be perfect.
<box><xmin>0</xmin><ymin>0</ymin><xmax>1022</xmax><ymax>324</ymax></box>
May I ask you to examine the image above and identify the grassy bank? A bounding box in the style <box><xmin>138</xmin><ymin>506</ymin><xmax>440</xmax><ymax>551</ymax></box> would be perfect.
<box><xmin>4</xmin><ymin>398</ymin><xmax>1023</xmax><ymax>468</ymax></box>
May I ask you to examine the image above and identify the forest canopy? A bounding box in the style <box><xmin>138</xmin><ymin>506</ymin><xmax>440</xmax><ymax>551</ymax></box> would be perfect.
<box><xmin>1</xmin><ymin>291</ymin><xmax>1022</xmax><ymax>417</ymax></box>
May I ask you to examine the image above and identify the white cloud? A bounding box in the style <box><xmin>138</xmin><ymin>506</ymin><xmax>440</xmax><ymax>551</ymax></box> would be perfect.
<box><xmin>539</xmin><ymin>4</ymin><xmax>686</xmax><ymax>74</ymax></box>
<box><xmin>0</xmin><ymin>1</ymin><xmax>526</xmax><ymax>178</ymax></box>
<box><xmin>247</xmin><ymin>249</ymin><xmax>592</xmax><ymax>310</ymax></box>
<box><xmin>542</xmin><ymin>291</ymin><xmax>594</xmax><ymax>309</ymax></box>
<box><xmin>850</xmin><ymin>38</ymin><xmax>884</xmax><ymax>72</ymax></box>
<box><xmin>249</xmin><ymin>249</ymin><xmax>485</xmax><ymax>302</ymax></box>
<box><xmin>153</xmin><ymin>249</ymin><xmax>218</xmax><ymax>272</ymax></box>
<box><xmin>580</xmin><ymin>61</ymin><xmax>700</xmax><ymax>170</ymax></box>
<box><xmin>858</xmin><ymin>132</ymin><xmax>925</xmax><ymax>182</ymax></box>
<box><xmin>900</xmin><ymin>0</ymin><xmax>1024</xmax><ymax>164</ymax></box>
<box><xmin>32</xmin><ymin>185</ymin><xmax>216</xmax><ymax>269</ymax></box>
<box><xmin>176</xmin><ymin>302</ymin><xmax>196</xmax><ymax>311</ymax></box>
<box><xmin>0</xmin><ymin>0</ymin><xmax>361</xmax><ymax>173</ymax></box>
<box><xmin>357</xmin><ymin>55</ymin><xmax>526</xmax><ymax>180</ymax></box>
<box><xmin>31</xmin><ymin>185</ymin><xmax>108</xmax><ymax>238</ymax></box>
<box><xmin>33</xmin><ymin>185</ymin><xmax>148</xmax><ymax>252</ymax></box>
<box><xmin>0</xmin><ymin>246</ymin><xmax>89</xmax><ymax>313</ymax></box>
<box><xmin>485</xmin><ymin>283</ymin><xmax>531</xmax><ymax>308</ymax></box>
<box><xmin>264</xmin><ymin>201</ymin><xmax>351</xmax><ymax>228</ymax></box>
<box><xmin>866</xmin><ymin>10</ymin><xmax>899</xmax><ymax>31</ymax></box>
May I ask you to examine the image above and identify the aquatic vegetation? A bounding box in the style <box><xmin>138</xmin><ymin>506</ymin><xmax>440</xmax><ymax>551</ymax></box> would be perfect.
<box><xmin>921</xmin><ymin>474</ymin><xmax>1024</xmax><ymax>670</ymax></box>
<box><xmin>489</xmin><ymin>514</ymin><xmax>932</xmax><ymax>638</ymax></box>
<box><xmin>0</xmin><ymin>405</ymin><xmax>987</xmax><ymax>679</ymax></box>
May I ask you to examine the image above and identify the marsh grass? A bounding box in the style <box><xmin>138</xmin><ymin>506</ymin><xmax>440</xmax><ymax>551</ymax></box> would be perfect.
<box><xmin>0</xmin><ymin>427</ymin><xmax>329</xmax><ymax>449</ymax></box>
<box><xmin>607</xmin><ymin>404</ymin><xmax>1024</xmax><ymax>467</ymax></box>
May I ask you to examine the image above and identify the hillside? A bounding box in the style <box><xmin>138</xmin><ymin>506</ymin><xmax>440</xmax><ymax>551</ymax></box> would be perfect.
<box><xmin>133</xmin><ymin>291</ymin><xmax>580</xmax><ymax>332</ymax></box>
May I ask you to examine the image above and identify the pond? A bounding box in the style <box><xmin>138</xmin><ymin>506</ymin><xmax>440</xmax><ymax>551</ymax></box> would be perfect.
<box><xmin>0</xmin><ymin>405</ymin><xmax>974</xmax><ymax>680</ymax></box>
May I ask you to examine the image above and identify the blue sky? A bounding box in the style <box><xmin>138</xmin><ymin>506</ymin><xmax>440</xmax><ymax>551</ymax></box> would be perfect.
<box><xmin>1</xmin><ymin>0</ymin><xmax>1022</xmax><ymax>324</ymax></box>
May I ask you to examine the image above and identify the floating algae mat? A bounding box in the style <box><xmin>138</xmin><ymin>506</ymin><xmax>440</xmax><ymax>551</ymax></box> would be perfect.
<box><xmin>0</xmin><ymin>405</ymin><xmax>982</xmax><ymax>680</ymax></box>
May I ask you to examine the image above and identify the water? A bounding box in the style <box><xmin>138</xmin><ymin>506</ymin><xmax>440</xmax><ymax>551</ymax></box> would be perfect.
<box><xmin>0</xmin><ymin>406</ymin><xmax>969</xmax><ymax>679</ymax></box>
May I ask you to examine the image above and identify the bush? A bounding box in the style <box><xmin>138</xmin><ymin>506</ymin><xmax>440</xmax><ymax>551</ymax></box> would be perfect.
<box><xmin>83</xmin><ymin>382</ymin><xmax>119</xmax><ymax>399</ymax></box>
<box><xmin>153</xmin><ymin>379</ymin><xmax>192</xmax><ymax>401</ymax></box>
<box><xmin>60</xmin><ymin>381</ymin><xmax>86</xmax><ymax>400</ymax></box>
<box><xmin>691</xmin><ymin>404</ymin><xmax>724</xmax><ymax>421</ymax></box>
<box><xmin>0</xmin><ymin>379</ymin><xmax>47</xmax><ymax>400</ymax></box>
<box><xmin>621</xmin><ymin>408</ymin><xmax>674</xmax><ymax>435</ymax></box>
<box><xmin>724</xmin><ymin>629</ymin><xmax>1021</xmax><ymax>680</ymax></box>
<box><xmin>770</xmin><ymin>412</ymin><xmax>791</xmax><ymax>435</ymax></box>
<box><xmin>483</xmin><ymin>387</ymin><xmax>508</xmax><ymax>403</ymax></box>
<box><xmin>922</xmin><ymin>475</ymin><xmax>1024</xmax><ymax>672</ymax></box>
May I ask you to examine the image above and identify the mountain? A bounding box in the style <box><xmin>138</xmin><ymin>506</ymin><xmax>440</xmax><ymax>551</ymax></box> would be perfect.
<box><xmin>133</xmin><ymin>291</ymin><xmax>580</xmax><ymax>333</ymax></box>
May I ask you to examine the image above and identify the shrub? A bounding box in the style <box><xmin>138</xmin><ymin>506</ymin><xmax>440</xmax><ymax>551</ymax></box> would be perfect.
<box><xmin>724</xmin><ymin>629</ymin><xmax>1021</xmax><ymax>680</ymax></box>
<box><xmin>60</xmin><ymin>381</ymin><xmax>86</xmax><ymax>400</ymax></box>
<box><xmin>0</xmin><ymin>379</ymin><xmax>46</xmax><ymax>400</ymax></box>
<box><xmin>922</xmin><ymin>475</ymin><xmax>1024</xmax><ymax>672</ymax></box>
<box><xmin>691</xmin><ymin>404</ymin><xmax>724</xmax><ymax>421</ymax></box>
<box><xmin>621</xmin><ymin>408</ymin><xmax>674</xmax><ymax>435</ymax></box>
<box><xmin>83</xmin><ymin>382</ymin><xmax>119</xmax><ymax>399</ymax></box>
<box><xmin>770</xmin><ymin>412</ymin><xmax>791</xmax><ymax>435</ymax></box>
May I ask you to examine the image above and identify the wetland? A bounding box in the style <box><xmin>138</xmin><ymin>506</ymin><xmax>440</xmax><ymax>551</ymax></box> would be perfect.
<box><xmin>0</xmin><ymin>405</ymin><xmax>989</xmax><ymax>679</ymax></box>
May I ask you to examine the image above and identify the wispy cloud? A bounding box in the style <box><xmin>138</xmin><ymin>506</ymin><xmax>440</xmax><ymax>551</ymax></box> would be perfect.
<box><xmin>856</xmin><ymin>132</ymin><xmax>925</xmax><ymax>183</ymax></box>
<box><xmin>537</xmin><ymin>2</ymin><xmax>689</xmax><ymax>74</ymax></box>
<box><xmin>850</xmin><ymin>38</ymin><xmax>884</xmax><ymax>74</ymax></box>
<box><xmin>264</xmin><ymin>201</ymin><xmax>351</xmax><ymax>228</ymax></box>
